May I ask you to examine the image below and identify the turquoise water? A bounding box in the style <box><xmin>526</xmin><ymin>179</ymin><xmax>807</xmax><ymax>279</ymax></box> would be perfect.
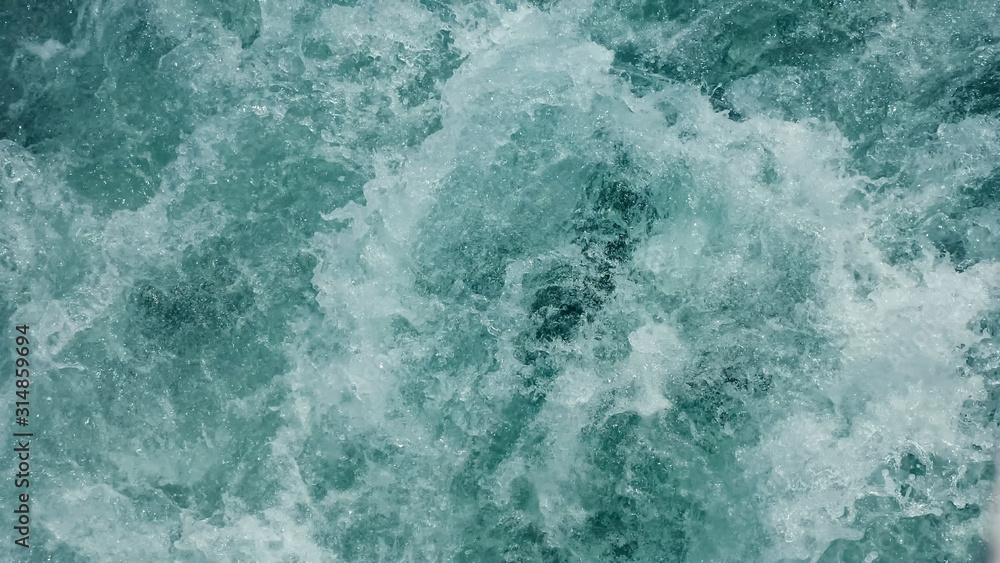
<box><xmin>1</xmin><ymin>0</ymin><xmax>1000</xmax><ymax>560</ymax></box>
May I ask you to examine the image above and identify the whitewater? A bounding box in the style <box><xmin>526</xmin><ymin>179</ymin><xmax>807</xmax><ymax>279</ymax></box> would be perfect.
<box><xmin>2</xmin><ymin>0</ymin><xmax>1000</xmax><ymax>560</ymax></box>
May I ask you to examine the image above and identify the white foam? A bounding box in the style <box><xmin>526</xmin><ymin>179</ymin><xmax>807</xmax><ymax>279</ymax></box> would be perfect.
<box><xmin>23</xmin><ymin>39</ymin><xmax>66</xmax><ymax>61</ymax></box>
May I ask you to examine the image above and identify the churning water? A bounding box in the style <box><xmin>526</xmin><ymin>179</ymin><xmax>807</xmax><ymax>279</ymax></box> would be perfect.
<box><xmin>2</xmin><ymin>0</ymin><xmax>1000</xmax><ymax>560</ymax></box>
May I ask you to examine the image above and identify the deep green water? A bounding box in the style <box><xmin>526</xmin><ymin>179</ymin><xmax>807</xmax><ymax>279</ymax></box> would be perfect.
<box><xmin>2</xmin><ymin>0</ymin><xmax>1000</xmax><ymax>560</ymax></box>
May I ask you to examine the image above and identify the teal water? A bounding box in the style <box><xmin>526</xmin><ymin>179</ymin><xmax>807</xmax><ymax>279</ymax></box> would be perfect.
<box><xmin>1</xmin><ymin>0</ymin><xmax>1000</xmax><ymax>560</ymax></box>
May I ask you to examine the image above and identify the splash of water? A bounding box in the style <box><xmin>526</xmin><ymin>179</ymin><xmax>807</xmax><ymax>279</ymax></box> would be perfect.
<box><xmin>2</xmin><ymin>0</ymin><xmax>1000</xmax><ymax>560</ymax></box>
